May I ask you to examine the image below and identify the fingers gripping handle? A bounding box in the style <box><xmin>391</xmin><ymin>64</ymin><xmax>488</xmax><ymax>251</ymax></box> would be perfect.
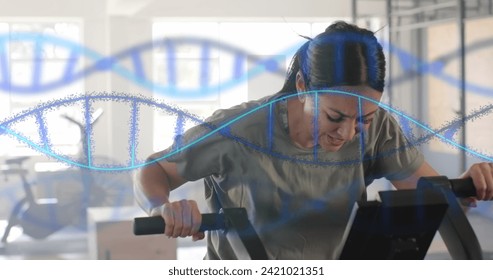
<box><xmin>133</xmin><ymin>213</ymin><xmax>226</xmax><ymax>235</ymax></box>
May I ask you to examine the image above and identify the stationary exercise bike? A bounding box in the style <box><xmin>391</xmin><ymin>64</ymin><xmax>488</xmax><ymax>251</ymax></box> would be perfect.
<box><xmin>133</xmin><ymin>176</ymin><xmax>483</xmax><ymax>260</ymax></box>
<box><xmin>1</xmin><ymin>155</ymin><xmax>73</xmax><ymax>243</ymax></box>
<box><xmin>1</xmin><ymin>109</ymin><xmax>134</xmax><ymax>245</ymax></box>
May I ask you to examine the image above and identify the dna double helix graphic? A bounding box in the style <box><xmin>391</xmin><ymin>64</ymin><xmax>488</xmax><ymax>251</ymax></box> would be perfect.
<box><xmin>1</xmin><ymin>91</ymin><xmax>492</xmax><ymax>171</ymax></box>
<box><xmin>0</xmin><ymin>32</ymin><xmax>491</xmax><ymax>168</ymax></box>
<box><xmin>2</xmin><ymin>32</ymin><xmax>493</xmax><ymax>168</ymax></box>
<box><xmin>0</xmin><ymin>32</ymin><xmax>293</xmax><ymax>98</ymax></box>
<box><xmin>2</xmin><ymin>32</ymin><xmax>493</xmax><ymax>97</ymax></box>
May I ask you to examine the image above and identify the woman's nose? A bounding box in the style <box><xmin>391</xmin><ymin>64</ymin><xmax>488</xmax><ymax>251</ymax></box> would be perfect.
<box><xmin>336</xmin><ymin>121</ymin><xmax>358</xmax><ymax>140</ymax></box>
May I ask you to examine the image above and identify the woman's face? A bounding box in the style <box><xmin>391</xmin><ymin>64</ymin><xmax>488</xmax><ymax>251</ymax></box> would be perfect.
<box><xmin>300</xmin><ymin>85</ymin><xmax>383</xmax><ymax>152</ymax></box>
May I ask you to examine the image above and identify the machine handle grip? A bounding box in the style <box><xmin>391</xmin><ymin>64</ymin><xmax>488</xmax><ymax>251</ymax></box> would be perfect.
<box><xmin>133</xmin><ymin>213</ymin><xmax>226</xmax><ymax>235</ymax></box>
<box><xmin>449</xmin><ymin>177</ymin><xmax>477</xmax><ymax>198</ymax></box>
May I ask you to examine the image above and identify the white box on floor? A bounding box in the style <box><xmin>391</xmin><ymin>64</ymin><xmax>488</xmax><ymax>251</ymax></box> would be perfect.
<box><xmin>87</xmin><ymin>207</ymin><xmax>176</xmax><ymax>260</ymax></box>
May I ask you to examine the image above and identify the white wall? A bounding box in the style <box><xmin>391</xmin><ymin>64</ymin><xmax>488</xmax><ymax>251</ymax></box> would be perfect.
<box><xmin>0</xmin><ymin>0</ymin><xmax>351</xmax><ymax>18</ymax></box>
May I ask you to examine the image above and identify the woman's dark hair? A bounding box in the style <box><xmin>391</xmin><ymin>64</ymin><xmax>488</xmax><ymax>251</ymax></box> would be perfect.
<box><xmin>278</xmin><ymin>21</ymin><xmax>386</xmax><ymax>94</ymax></box>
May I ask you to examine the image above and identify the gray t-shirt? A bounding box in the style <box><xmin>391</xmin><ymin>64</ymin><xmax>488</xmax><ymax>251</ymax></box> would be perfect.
<box><xmin>165</xmin><ymin>93</ymin><xmax>424</xmax><ymax>260</ymax></box>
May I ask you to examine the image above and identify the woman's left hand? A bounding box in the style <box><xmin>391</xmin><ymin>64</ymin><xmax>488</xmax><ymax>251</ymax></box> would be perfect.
<box><xmin>460</xmin><ymin>162</ymin><xmax>493</xmax><ymax>201</ymax></box>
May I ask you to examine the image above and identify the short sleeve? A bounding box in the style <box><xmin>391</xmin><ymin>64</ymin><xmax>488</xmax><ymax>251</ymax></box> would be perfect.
<box><xmin>162</xmin><ymin>110</ymin><xmax>237</xmax><ymax>181</ymax></box>
<box><xmin>369</xmin><ymin>110</ymin><xmax>424</xmax><ymax>181</ymax></box>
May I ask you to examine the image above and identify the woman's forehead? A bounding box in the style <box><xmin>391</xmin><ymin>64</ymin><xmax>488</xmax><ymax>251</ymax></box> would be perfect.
<box><xmin>318</xmin><ymin>87</ymin><xmax>381</xmax><ymax>102</ymax></box>
<box><xmin>317</xmin><ymin>87</ymin><xmax>382</xmax><ymax>115</ymax></box>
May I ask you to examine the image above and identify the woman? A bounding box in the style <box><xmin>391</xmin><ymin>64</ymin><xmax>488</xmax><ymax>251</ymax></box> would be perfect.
<box><xmin>135</xmin><ymin>21</ymin><xmax>493</xmax><ymax>259</ymax></box>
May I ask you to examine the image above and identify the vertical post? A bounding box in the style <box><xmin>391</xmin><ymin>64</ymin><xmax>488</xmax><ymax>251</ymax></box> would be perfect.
<box><xmin>352</xmin><ymin>0</ymin><xmax>357</xmax><ymax>24</ymax></box>
<box><xmin>386</xmin><ymin>0</ymin><xmax>393</xmax><ymax>105</ymax></box>
<box><xmin>415</xmin><ymin>29</ymin><xmax>424</xmax><ymax>126</ymax></box>
<box><xmin>458</xmin><ymin>0</ymin><xmax>467</xmax><ymax>173</ymax></box>
<box><xmin>412</xmin><ymin>0</ymin><xmax>424</xmax><ymax>124</ymax></box>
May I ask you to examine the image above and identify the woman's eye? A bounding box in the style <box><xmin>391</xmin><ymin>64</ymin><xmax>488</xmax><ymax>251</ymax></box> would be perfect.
<box><xmin>327</xmin><ymin>115</ymin><xmax>344</xmax><ymax>123</ymax></box>
<box><xmin>360</xmin><ymin>118</ymin><xmax>373</xmax><ymax>125</ymax></box>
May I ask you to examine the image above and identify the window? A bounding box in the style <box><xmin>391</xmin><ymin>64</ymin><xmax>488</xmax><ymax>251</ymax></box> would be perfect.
<box><xmin>0</xmin><ymin>20</ymin><xmax>83</xmax><ymax>157</ymax></box>
<box><xmin>151</xmin><ymin>19</ymin><xmax>350</xmax><ymax>152</ymax></box>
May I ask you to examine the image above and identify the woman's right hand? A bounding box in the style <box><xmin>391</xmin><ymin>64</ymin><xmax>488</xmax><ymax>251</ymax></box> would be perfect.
<box><xmin>151</xmin><ymin>199</ymin><xmax>205</xmax><ymax>241</ymax></box>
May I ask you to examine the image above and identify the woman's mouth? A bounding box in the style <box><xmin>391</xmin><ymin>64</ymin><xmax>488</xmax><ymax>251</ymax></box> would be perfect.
<box><xmin>327</xmin><ymin>135</ymin><xmax>345</xmax><ymax>146</ymax></box>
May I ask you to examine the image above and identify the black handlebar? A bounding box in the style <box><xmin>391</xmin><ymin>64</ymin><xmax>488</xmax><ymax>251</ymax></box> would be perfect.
<box><xmin>417</xmin><ymin>176</ymin><xmax>476</xmax><ymax>198</ymax></box>
<box><xmin>133</xmin><ymin>213</ymin><xmax>226</xmax><ymax>236</ymax></box>
<box><xmin>449</xmin><ymin>177</ymin><xmax>476</xmax><ymax>198</ymax></box>
<box><xmin>133</xmin><ymin>208</ymin><xmax>269</xmax><ymax>259</ymax></box>
<box><xmin>133</xmin><ymin>177</ymin><xmax>478</xmax><ymax>237</ymax></box>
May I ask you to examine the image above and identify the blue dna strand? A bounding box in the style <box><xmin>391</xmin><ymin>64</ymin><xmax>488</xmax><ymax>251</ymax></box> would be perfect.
<box><xmin>383</xmin><ymin>38</ymin><xmax>493</xmax><ymax>97</ymax></box>
<box><xmin>0</xmin><ymin>32</ymin><xmax>493</xmax><ymax>97</ymax></box>
<box><xmin>0</xmin><ymin>91</ymin><xmax>492</xmax><ymax>172</ymax></box>
<box><xmin>0</xmin><ymin>32</ymin><xmax>294</xmax><ymax>98</ymax></box>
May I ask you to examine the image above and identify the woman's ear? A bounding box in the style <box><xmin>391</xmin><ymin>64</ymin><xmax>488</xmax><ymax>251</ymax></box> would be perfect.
<box><xmin>296</xmin><ymin>71</ymin><xmax>307</xmax><ymax>103</ymax></box>
<box><xmin>295</xmin><ymin>70</ymin><xmax>306</xmax><ymax>92</ymax></box>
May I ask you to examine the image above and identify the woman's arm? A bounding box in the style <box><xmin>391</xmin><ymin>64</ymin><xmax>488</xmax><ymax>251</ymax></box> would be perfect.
<box><xmin>134</xmin><ymin>153</ymin><xmax>187</xmax><ymax>213</ymax></box>
<box><xmin>391</xmin><ymin>160</ymin><xmax>493</xmax><ymax>201</ymax></box>
<box><xmin>134</xmin><ymin>152</ymin><xmax>204</xmax><ymax>240</ymax></box>
<box><xmin>390</xmin><ymin>160</ymin><xmax>440</xmax><ymax>190</ymax></box>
